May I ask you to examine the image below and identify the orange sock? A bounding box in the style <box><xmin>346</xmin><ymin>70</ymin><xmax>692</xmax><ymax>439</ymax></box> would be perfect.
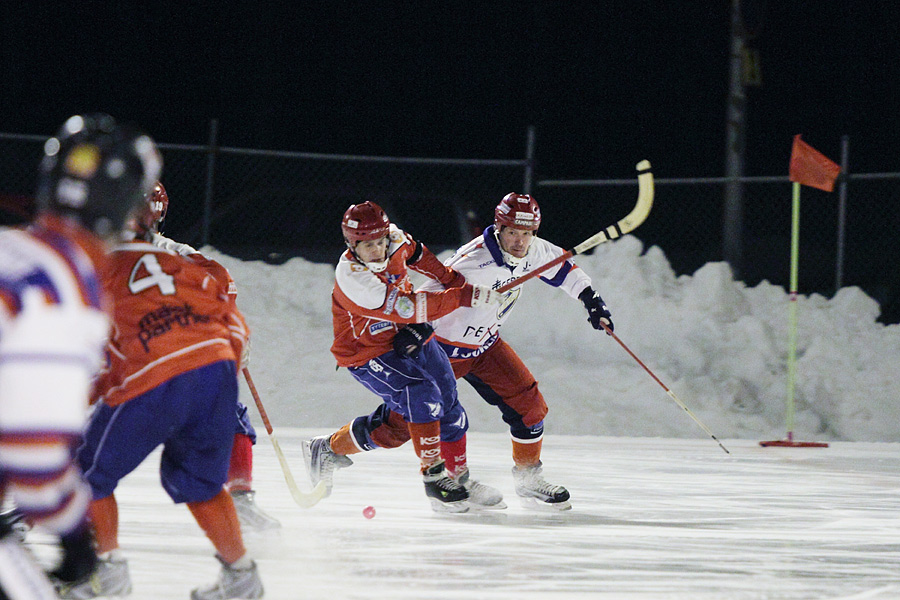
<box><xmin>408</xmin><ymin>421</ymin><xmax>442</xmax><ymax>472</ymax></box>
<box><xmin>512</xmin><ymin>438</ymin><xmax>542</xmax><ymax>467</ymax></box>
<box><xmin>88</xmin><ymin>494</ymin><xmax>119</xmax><ymax>554</ymax></box>
<box><xmin>187</xmin><ymin>488</ymin><xmax>246</xmax><ymax>564</ymax></box>
<box><xmin>441</xmin><ymin>435</ymin><xmax>467</xmax><ymax>477</ymax></box>
<box><xmin>329</xmin><ymin>423</ymin><xmax>362</xmax><ymax>456</ymax></box>
<box><xmin>226</xmin><ymin>433</ymin><xmax>253</xmax><ymax>492</ymax></box>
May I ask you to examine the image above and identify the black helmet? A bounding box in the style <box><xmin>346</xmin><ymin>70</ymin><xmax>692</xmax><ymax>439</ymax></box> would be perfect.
<box><xmin>36</xmin><ymin>114</ymin><xmax>162</xmax><ymax>239</ymax></box>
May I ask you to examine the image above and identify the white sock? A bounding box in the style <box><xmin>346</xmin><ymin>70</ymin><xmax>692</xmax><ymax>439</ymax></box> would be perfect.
<box><xmin>99</xmin><ymin>549</ymin><xmax>124</xmax><ymax>561</ymax></box>
<box><xmin>228</xmin><ymin>554</ymin><xmax>253</xmax><ymax>570</ymax></box>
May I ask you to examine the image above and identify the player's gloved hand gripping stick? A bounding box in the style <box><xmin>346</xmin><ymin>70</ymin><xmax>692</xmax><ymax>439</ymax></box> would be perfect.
<box><xmin>492</xmin><ymin>161</ymin><xmax>728</xmax><ymax>453</ymax></box>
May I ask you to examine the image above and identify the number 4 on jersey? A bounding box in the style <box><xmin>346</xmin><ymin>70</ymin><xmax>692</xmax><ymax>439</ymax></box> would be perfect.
<box><xmin>128</xmin><ymin>253</ymin><xmax>176</xmax><ymax>295</ymax></box>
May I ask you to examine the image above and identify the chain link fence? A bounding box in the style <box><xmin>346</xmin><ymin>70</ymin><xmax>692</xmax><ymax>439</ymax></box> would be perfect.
<box><xmin>2</xmin><ymin>129</ymin><xmax>898</xmax><ymax>323</ymax></box>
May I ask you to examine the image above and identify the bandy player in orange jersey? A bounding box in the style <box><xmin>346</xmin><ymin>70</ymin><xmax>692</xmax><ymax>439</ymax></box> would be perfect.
<box><xmin>133</xmin><ymin>183</ymin><xmax>279</xmax><ymax>533</ymax></box>
<box><xmin>72</xmin><ymin>195</ymin><xmax>264</xmax><ymax>599</ymax></box>
<box><xmin>303</xmin><ymin>201</ymin><xmax>503</xmax><ymax>513</ymax></box>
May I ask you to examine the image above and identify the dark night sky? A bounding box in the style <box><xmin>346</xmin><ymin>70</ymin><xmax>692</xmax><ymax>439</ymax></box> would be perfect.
<box><xmin>2</xmin><ymin>2</ymin><xmax>899</xmax><ymax>179</ymax></box>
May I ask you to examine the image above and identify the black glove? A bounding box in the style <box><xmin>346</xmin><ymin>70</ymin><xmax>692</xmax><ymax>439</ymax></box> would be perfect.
<box><xmin>578</xmin><ymin>287</ymin><xmax>614</xmax><ymax>334</ymax></box>
<box><xmin>393</xmin><ymin>323</ymin><xmax>435</xmax><ymax>358</ymax></box>
<box><xmin>49</xmin><ymin>525</ymin><xmax>98</xmax><ymax>584</ymax></box>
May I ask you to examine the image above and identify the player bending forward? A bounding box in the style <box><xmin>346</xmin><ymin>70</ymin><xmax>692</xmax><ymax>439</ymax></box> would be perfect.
<box><xmin>64</xmin><ymin>202</ymin><xmax>264</xmax><ymax>598</ymax></box>
<box><xmin>317</xmin><ymin>193</ymin><xmax>614</xmax><ymax>511</ymax></box>
<box><xmin>135</xmin><ymin>181</ymin><xmax>280</xmax><ymax>532</ymax></box>
<box><xmin>303</xmin><ymin>201</ymin><xmax>502</xmax><ymax>513</ymax></box>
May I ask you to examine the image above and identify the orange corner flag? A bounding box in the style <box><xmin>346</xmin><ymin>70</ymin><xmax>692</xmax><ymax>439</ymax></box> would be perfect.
<box><xmin>789</xmin><ymin>135</ymin><xmax>841</xmax><ymax>192</ymax></box>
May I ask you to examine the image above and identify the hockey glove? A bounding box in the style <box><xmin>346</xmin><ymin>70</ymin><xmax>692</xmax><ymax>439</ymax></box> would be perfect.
<box><xmin>578</xmin><ymin>287</ymin><xmax>614</xmax><ymax>334</ymax></box>
<box><xmin>393</xmin><ymin>323</ymin><xmax>435</xmax><ymax>359</ymax></box>
<box><xmin>49</xmin><ymin>524</ymin><xmax>98</xmax><ymax>584</ymax></box>
<box><xmin>469</xmin><ymin>284</ymin><xmax>502</xmax><ymax>307</ymax></box>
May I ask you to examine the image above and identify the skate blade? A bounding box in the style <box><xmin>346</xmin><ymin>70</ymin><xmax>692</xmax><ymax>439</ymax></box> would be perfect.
<box><xmin>429</xmin><ymin>498</ymin><xmax>470</xmax><ymax>513</ymax></box>
<box><xmin>467</xmin><ymin>499</ymin><xmax>508</xmax><ymax>511</ymax></box>
<box><xmin>518</xmin><ymin>496</ymin><xmax>572</xmax><ymax>511</ymax></box>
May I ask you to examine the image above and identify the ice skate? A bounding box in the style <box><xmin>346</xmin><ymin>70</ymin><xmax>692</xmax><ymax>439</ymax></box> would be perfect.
<box><xmin>512</xmin><ymin>461</ymin><xmax>572</xmax><ymax>511</ymax></box>
<box><xmin>191</xmin><ymin>555</ymin><xmax>263</xmax><ymax>600</ymax></box>
<box><xmin>56</xmin><ymin>555</ymin><xmax>132</xmax><ymax>599</ymax></box>
<box><xmin>231</xmin><ymin>490</ymin><xmax>281</xmax><ymax>531</ymax></box>
<box><xmin>302</xmin><ymin>435</ymin><xmax>353</xmax><ymax>497</ymax></box>
<box><xmin>423</xmin><ymin>461</ymin><xmax>469</xmax><ymax>513</ymax></box>
<box><xmin>454</xmin><ymin>468</ymin><xmax>506</xmax><ymax>510</ymax></box>
<box><xmin>0</xmin><ymin>507</ymin><xmax>29</xmax><ymax>543</ymax></box>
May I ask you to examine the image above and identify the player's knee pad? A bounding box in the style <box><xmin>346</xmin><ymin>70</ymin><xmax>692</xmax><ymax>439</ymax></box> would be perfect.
<box><xmin>365</xmin><ymin>406</ymin><xmax>410</xmax><ymax>449</ymax></box>
<box><xmin>510</xmin><ymin>419</ymin><xmax>544</xmax><ymax>442</ymax></box>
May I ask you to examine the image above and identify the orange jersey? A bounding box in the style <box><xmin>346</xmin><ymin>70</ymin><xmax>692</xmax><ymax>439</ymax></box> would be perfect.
<box><xmin>96</xmin><ymin>241</ymin><xmax>249</xmax><ymax>406</ymax></box>
<box><xmin>330</xmin><ymin>225</ymin><xmax>471</xmax><ymax>368</ymax></box>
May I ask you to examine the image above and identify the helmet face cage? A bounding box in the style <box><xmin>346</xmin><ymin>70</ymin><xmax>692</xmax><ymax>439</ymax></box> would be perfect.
<box><xmin>341</xmin><ymin>201</ymin><xmax>391</xmax><ymax>246</ymax></box>
<box><xmin>494</xmin><ymin>193</ymin><xmax>541</xmax><ymax>231</ymax></box>
<box><xmin>36</xmin><ymin>113</ymin><xmax>162</xmax><ymax>239</ymax></box>
<box><xmin>133</xmin><ymin>181</ymin><xmax>169</xmax><ymax>236</ymax></box>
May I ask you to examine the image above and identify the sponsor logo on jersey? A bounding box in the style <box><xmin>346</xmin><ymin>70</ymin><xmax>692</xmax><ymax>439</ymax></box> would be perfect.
<box><xmin>383</xmin><ymin>288</ymin><xmax>399</xmax><ymax>314</ymax></box>
<box><xmin>137</xmin><ymin>303</ymin><xmax>211</xmax><ymax>352</ymax></box>
<box><xmin>497</xmin><ymin>288</ymin><xmax>519</xmax><ymax>320</ymax></box>
<box><xmin>369</xmin><ymin>321</ymin><xmax>393</xmax><ymax>335</ymax></box>
<box><xmin>440</xmin><ymin>333</ymin><xmax>499</xmax><ymax>360</ymax></box>
<box><xmin>478</xmin><ymin>259</ymin><xmax>497</xmax><ymax>268</ymax></box>
<box><xmin>497</xmin><ymin>275</ymin><xmax>518</xmax><ymax>289</ymax></box>
<box><xmin>395</xmin><ymin>296</ymin><xmax>415</xmax><ymax>319</ymax></box>
<box><xmin>415</xmin><ymin>292</ymin><xmax>427</xmax><ymax>322</ymax></box>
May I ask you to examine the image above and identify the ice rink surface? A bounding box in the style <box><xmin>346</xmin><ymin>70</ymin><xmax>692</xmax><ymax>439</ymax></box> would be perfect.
<box><xmin>26</xmin><ymin>430</ymin><xmax>900</xmax><ymax>599</ymax></box>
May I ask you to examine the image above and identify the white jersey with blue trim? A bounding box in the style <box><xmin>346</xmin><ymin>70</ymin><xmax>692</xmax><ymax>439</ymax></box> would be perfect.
<box><xmin>420</xmin><ymin>226</ymin><xmax>592</xmax><ymax>359</ymax></box>
<box><xmin>0</xmin><ymin>219</ymin><xmax>110</xmax><ymax>536</ymax></box>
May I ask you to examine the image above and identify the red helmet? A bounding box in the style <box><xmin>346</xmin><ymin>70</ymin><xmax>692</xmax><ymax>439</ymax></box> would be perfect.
<box><xmin>494</xmin><ymin>193</ymin><xmax>541</xmax><ymax>231</ymax></box>
<box><xmin>132</xmin><ymin>181</ymin><xmax>169</xmax><ymax>236</ymax></box>
<box><xmin>341</xmin><ymin>201</ymin><xmax>390</xmax><ymax>245</ymax></box>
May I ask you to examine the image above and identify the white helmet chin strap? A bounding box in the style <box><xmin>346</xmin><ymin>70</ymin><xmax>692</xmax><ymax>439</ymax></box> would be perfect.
<box><xmin>348</xmin><ymin>240</ymin><xmax>389</xmax><ymax>273</ymax></box>
<box><xmin>366</xmin><ymin>258</ymin><xmax>389</xmax><ymax>273</ymax></box>
<box><xmin>494</xmin><ymin>228</ymin><xmax>526</xmax><ymax>266</ymax></box>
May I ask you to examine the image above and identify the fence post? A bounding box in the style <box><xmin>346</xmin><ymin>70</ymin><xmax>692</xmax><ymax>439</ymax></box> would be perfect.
<box><xmin>722</xmin><ymin>0</ymin><xmax>746</xmax><ymax>279</ymax></box>
<box><xmin>834</xmin><ymin>135</ymin><xmax>849</xmax><ymax>293</ymax></box>
<box><xmin>523</xmin><ymin>125</ymin><xmax>535</xmax><ymax>195</ymax></box>
<box><xmin>202</xmin><ymin>118</ymin><xmax>219</xmax><ymax>247</ymax></box>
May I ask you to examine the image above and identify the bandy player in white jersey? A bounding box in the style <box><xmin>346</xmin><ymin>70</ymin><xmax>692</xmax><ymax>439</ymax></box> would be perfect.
<box><xmin>422</xmin><ymin>192</ymin><xmax>615</xmax><ymax>510</ymax></box>
<box><xmin>0</xmin><ymin>113</ymin><xmax>161</xmax><ymax>599</ymax></box>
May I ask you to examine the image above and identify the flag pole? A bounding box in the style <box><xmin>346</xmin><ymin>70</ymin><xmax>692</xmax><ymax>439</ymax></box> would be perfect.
<box><xmin>761</xmin><ymin>179</ymin><xmax>827</xmax><ymax>447</ymax></box>
<box><xmin>785</xmin><ymin>181</ymin><xmax>801</xmax><ymax>441</ymax></box>
<box><xmin>760</xmin><ymin>134</ymin><xmax>836</xmax><ymax>448</ymax></box>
